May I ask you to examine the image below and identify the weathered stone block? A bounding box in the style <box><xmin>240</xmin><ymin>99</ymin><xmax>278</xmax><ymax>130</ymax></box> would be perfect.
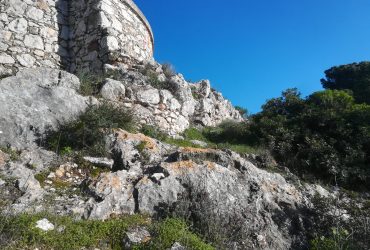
<box><xmin>24</xmin><ymin>34</ymin><xmax>44</xmax><ymax>50</ymax></box>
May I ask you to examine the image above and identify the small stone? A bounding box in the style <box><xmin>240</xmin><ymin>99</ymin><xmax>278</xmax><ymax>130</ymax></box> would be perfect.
<box><xmin>83</xmin><ymin>156</ymin><xmax>114</xmax><ymax>169</ymax></box>
<box><xmin>8</xmin><ymin>18</ymin><xmax>28</xmax><ymax>34</ymax></box>
<box><xmin>0</xmin><ymin>53</ymin><xmax>15</xmax><ymax>64</ymax></box>
<box><xmin>123</xmin><ymin>227</ymin><xmax>151</xmax><ymax>249</ymax></box>
<box><xmin>35</xmin><ymin>218</ymin><xmax>54</xmax><ymax>231</ymax></box>
<box><xmin>26</xmin><ymin>7</ymin><xmax>44</xmax><ymax>21</ymax></box>
<box><xmin>137</xmin><ymin>89</ymin><xmax>160</xmax><ymax>105</ymax></box>
<box><xmin>47</xmin><ymin>172</ymin><xmax>56</xmax><ymax>179</ymax></box>
<box><xmin>24</xmin><ymin>35</ymin><xmax>44</xmax><ymax>50</ymax></box>
<box><xmin>0</xmin><ymin>31</ymin><xmax>12</xmax><ymax>41</ymax></box>
<box><xmin>190</xmin><ymin>140</ymin><xmax>208</xmax><ymax>147</ymax></box>
<box><xmin>151</xmin><ymin>173</ymin><xmax>165</xmax><ymax>182</ymax></box>
<box><xmin>105</xmin><ymin>36</ymin><xmax>119</xmax><ymax>51</ymax></box>
<box><xmin>16</xmin><ymin>54</ymin><xmax>36</xmax><ymax>67</ymax></box>
<box><xmin>169</xmin><ymin>242</ymin><xmax>186</xmax><ymax>250</ymax></box>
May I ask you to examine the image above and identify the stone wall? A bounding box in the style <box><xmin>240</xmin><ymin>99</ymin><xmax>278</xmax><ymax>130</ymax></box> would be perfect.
<box><xmin>69</xmin><ymin>0</ymin><xmax>154</xmax><ymax>73</ymax></box>
<box><xmin>0</xmin><ymin>0</ymin><xmax>69</xmax><ymax>76</ymax></box>
<box><xmin>0</xmin><ymin>0</ymin><xmax>154</xmax><ymax>76</ymax></box>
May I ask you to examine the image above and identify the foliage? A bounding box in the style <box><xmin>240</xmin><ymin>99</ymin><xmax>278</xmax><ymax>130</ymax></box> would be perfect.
<box><xmin>162</xmin><ymin>63</ymin><xmax>176</xmax><ymax>78</ymax></box>
<box><xmin>321</xmin><ymin>62</ymin><xmax>370</xmax><ymax>104</ymax></box>
<box><xmin>136</xmin><ymin>218</ymin><xmax>214</xmax><ymax>250</ymax></box>
<box><xmin>310</xmin><ymin>229</ymin><xmax>352</xmax><ymax>250</ymax></box>
<box><xmin>140</xmin><ymin>125</ymin><xmax>168</xmax><ymax>142</ymax></box>
<box><xmin>235</xmin><ymin>106</ymin><xmax>249</xmax><ymax>118</ymax></box>
<box><xmin>78</xmin><ymin>71</ymin><xmax>122</xmax><ymax>96</ymax></box>
<box><xmin>0</xmin><ymin>213</ymin><xmax>148</xmax><ymax>250</ymax></box>
<box><xmin>140</xmin><ymin>64</ymin><xmax>177</xmax><ymax>92</ymax></box>
<box><xmin>0</xmin><ymin>214</ymin><xmax>213</xmax><ymax>250</ymax></box>
<box><xmin>202</xmin><ymin>120</ymin><xmax>251</xmax><ymax>145</ymax></box>
<box><xmin>249</xmin><ymin>88</ymin><xmax>370</xmax><ymax>190</ymax></box>
<box><xmin>0</xmin><ymin>146</ymin><xmax>20</xmax><ymax>161</ymax></box>
<box><xmin>45</xmin><ymin>102</ymin><xmax>135</xmax><ymax>157</ymax></box>
<box><xmin>309</xmin><ymin>195</ymin><xmax>370</xmax><ymax>250</ymax></box>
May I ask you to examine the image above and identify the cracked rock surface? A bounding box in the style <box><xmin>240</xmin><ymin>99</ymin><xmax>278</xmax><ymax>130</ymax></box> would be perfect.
<box><xmin>0</xmin><ymin>129</ymin><xmax>326</xmax><ymax>249</ymax></box>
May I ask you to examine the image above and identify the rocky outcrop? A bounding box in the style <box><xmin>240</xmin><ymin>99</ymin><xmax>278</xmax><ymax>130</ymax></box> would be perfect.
<box><xmin>101</xmin><ymin>62</ymin><xmax>243</xmax><ymax>135</ymax></box>
<box><xmin>0</xmin><ymin>68</ymin><xmax>90</xmax><ymax>149</ymax></box>
<box><xmin>0</xmin><ymin>129</ymin><xmax>322</xmax><ymax>249</ymax></box>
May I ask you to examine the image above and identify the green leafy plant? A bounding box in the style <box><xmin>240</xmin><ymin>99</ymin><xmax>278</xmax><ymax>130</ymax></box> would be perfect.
<box><xmin>45</xmin><ymin>102</ymin><xmax>135</xmax><ymax>157</ymax></box>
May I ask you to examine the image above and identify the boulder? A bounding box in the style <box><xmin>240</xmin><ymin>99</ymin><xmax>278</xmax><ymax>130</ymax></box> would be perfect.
<box><xmin>122</xmin><ymin>227</ymin><xmax>151</xmax><ymax>249</ymax></box>
<box><xmin>100</xmin><ymin>78</ymin><xmax>125</xmax><ymax>101</ymax></box>
<box><xmin>0</xmin><ymin>68</ymin><xmax>90</xmax><ymax>149</ymax></box>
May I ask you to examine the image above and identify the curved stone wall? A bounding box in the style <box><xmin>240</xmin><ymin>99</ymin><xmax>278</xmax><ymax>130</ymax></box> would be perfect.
<box><xmin>0</xmin><ymin>0</ymin><xmax>154</xmax><ymax>76</ymax></box>
<box><xmin>70</xmin><ymin>0</ymin><xmax>154</xmax><ymax>72</ymax></box>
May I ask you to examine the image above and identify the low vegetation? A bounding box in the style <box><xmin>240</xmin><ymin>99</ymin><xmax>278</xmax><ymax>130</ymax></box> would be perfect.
<box><xmin>168</xmin><ymin>62</ymin><xmax>370</xmax><ymax>192</ymax></box>
<box><xmin>136</xmin><ymin>218</ymin><xmax>214</xmax><ymax>250</ymax></box>
<box><xmin>140</xmin><ymin>63</ymin><xmax>178</xmax><ymax>93</ymax></box>
<box><xmin>44</xmin><ymin>102</ymin><xmax>135</xmax><ymax>157</ymax></box>
<box><xmin>309</xmin><ymin>194</ymin><xmax>370</xmax><ymax>250</ymax></box>
<box><xmin>0</xmin><ymin>214</ymin><xmax>212</xmax><ymax>250</ymax></box>
<box><xmin>78</xmin><ymin>71</ymin><xmax>121</xmax><ymax>96</ymax></box>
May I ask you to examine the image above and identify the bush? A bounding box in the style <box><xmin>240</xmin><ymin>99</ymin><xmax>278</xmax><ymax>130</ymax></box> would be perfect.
<box><xmin>45</xmin><ymin>102</ymin><xmax>135</xmax><ymax>156</ymax></box>
<box><xmin>234</xmin><ymin>106</ymin><xmax>249</xmax><ymax>118</ymax></box>
<box><xmin>309</xmin><ymin>195</ymin><xmax>370</xmax><ymax>250</ymax></box>
<box><xmin>249</xmin><ymin>88</ymin><xmax>370</xmax><ymax>190</ymax></box>
<box><xmin>203</xmin><ymin>120</ymin><xmax>251</xmax><ymax>145</ymax></box>
<box><xmin>78</xmin><ymin>71</ymin><xmax>121</xmax><ymax>96</ymax></box>
<box><xmin>140</xmin><ymin>125</ymin><xmax>168</xmax><ymax>142</ymax></box>
<box><xmin>162</xmin><ymin>63</ymin><xmax>176</xmax><ymax>78</ymax></box>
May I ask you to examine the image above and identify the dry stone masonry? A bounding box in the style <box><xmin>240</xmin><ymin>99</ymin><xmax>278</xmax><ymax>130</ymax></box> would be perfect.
<box><xmin>0</xmin><ymin>0</ymin><xmax>154</xmax><ymax>76</ymax></box>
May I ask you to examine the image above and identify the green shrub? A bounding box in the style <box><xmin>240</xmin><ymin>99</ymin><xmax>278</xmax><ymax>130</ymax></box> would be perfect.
<box><xmin>0</xmin><ymin>147</ymin><xmax>20</xmax><ymax>161</ymax></box>
<box><xmin>234</xmin><ymin>106</ymin><xmax>249</xmax><ymax>118</ymax></box>
<box><xmin>45</xmin><ymin>102</ymin><xmax>135</xmax><ymax>157</ymax></box>
<box><xmin>78</xmin><ymin>71</ymin><xmax>122</xmax><ymax>96</ymax></box>
<box><xmin>249</xmin><ymin>88</ymin><xmax>370</xmax><ymax>190</ymax></box>
<box><xmin>140</xmin><ymin>125</ymin><xmax>168</xmax><ymax>141</ymax></box>
<box><xmin>162</xmin><ymin>63</ymin><xmax>176</xmax><ymax>78</ymax></box>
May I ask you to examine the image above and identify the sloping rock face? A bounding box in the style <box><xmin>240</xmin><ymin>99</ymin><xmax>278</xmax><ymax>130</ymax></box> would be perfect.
<box><xmin>0</xmin><ymin>67</ymin><xmax>316</xmax><ymax>249</ymax></box>
<box><xmin>102</xmin><ymin>62</ymin><xmax>243</xmax><ymax>135</ymax></box>
<box><xmin>84</xmin><ymin>131</ymin><xmax>312</xmax><ymax>249</ymax></box>
<box><xmin>0</xmin><ymin>68</ymin><xmax>90</xmax><ymax>148</ymax></box>
<box><xmin>0</xmin><ymin>129</ymin><xmax>323</xmax><ymax>249</ymax></box>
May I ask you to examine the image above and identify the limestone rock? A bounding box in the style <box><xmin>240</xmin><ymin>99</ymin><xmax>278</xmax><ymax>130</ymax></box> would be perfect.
<box><xmin>83</xmin><ymin>156</ymin><xmax>114</xmax><ymax>169</ymax></box>
<box><xmin>24</xmin><ymin>34</ymin><xmax>44</xmax><ymax>50</ymax></box>
<box><xmin>169</xmin><ymin>242</ymin><xmax>186</xmax><ymax>250</ymax></box>
<box><xmin>137</xmin><ymin>88</ymin><xmax>160</xmax><ymax>105</ymax></box>
<box><xmin>122</xmin><ymin>227</ymin><xmax>151</xmax><ymax>249</ymax></box>
<box><xmin>100</xmin><ymin>78</ymin><xmax>126</xmax><ymax>101</ymax></box>
<box><xmin>35</xmin><ymin>218</ymin><xmax>54</xmax><ymax>231</ymax></box>
<box><xmin>0</xmin><ymin>68</ymin><xmax>90</xmax><ymax>149</ymax></box>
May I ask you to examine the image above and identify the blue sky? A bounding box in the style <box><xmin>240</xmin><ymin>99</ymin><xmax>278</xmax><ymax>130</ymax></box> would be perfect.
<box><xmin>135</xmin><ymin>0</ymin><xmax>370</xmax><ymax>113</ymax></box>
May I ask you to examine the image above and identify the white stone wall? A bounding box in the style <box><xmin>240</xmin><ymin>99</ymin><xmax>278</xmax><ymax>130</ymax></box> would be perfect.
<box><xmin>0</xmin><ymin>0</ymin><xmax>154</xmax><ymax>75</ymax></box>
<box><xmin>0</xmin><ymin>0</ymin><xmax>69</xmax><ymax>76</ymax></box>
<box><xmin>100</xmin><ymin>0</ymin><xmax>153</xmax><ymax>62</ymax></box>
<box><xmin>69</xmin><ymin>0</ymin><xmax>154</xmax><ymax>73</ymax></box>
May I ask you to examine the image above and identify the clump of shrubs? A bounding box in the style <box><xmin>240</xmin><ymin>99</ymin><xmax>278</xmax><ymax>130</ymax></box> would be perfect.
<box><xmin>44</xmin><ymin>102</ymin><xmax>135</xmax><ymax>157</ymax></box>
<box><xmin>140</xmin><ymin>63</ymin><xmax>178</xmax><ymax>93</ymax></box>
<box><xmin>78</xmin><ymin>71</ymin><xmax>122</xmax><ymax>96</ymax></box>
